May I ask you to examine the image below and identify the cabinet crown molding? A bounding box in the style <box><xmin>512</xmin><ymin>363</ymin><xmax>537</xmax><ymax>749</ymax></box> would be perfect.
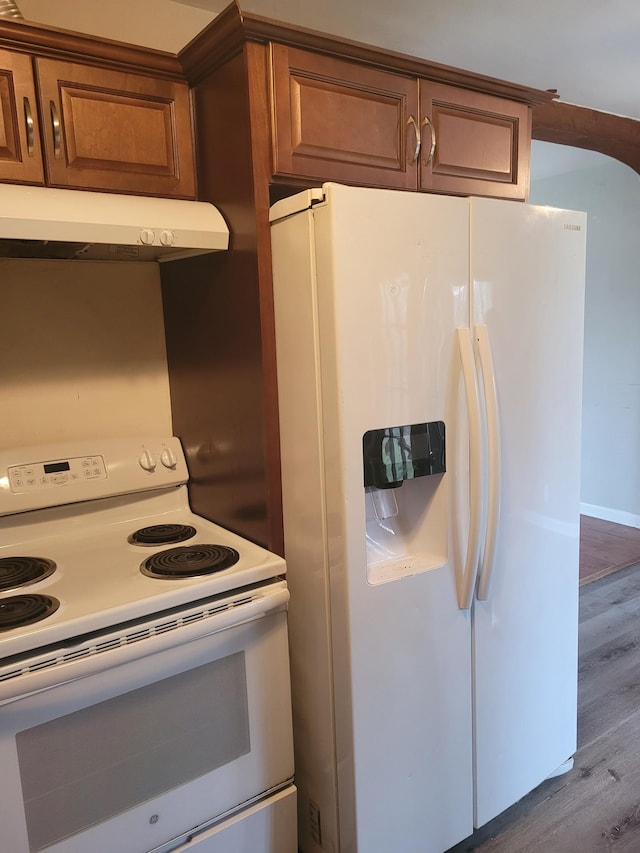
<box><xmin>179</xmin><ymin>0</ymin><xmax>556</xmax><ymax>106</ymax></box>
<box><xmin>0</xmin><ymin>16</ymin><xmax>183</xmax><ymax>78</ymax></box>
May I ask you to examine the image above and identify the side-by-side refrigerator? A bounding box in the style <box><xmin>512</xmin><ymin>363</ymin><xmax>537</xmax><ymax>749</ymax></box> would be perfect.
<box><xmin>269</xmin><ymin>183</ymin><xmax>586</xmax><ymax>853</ymax></box>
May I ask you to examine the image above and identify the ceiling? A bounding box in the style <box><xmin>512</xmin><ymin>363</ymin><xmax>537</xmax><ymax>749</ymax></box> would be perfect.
<box><xmin>13</xmin><ymin>0</ymin><xmax>640</xmax><ymax>123</ymax></box>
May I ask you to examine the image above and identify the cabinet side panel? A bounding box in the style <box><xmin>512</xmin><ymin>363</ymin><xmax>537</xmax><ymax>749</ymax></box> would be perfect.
<box><xmin>161</xmin><ymin>51</ymin><xmax>271</xmax><ymax>547</ymax></box>
<box><xmin>246</xmin><ymin>41</ymin><xmax>285</xmax><ymax>556</ymax></box>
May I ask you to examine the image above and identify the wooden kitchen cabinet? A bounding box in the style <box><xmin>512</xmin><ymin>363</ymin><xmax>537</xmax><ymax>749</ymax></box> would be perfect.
<box><xmin>270</xmin><ymin>44</ymin><xmax>530</xmax><ymax>200</ymax></box>
<box><xmin>0</xmin><ymin>48</ymin><xmax>44</xmax><ymax>184</ymax></box>
<box><xmin>420</xmin><ymin>80</ymin><xmax>530</xmax><ymax>199</ymax></box>
<box><xmin>34</xmin><ymin>58</ymin><xmax>195</xmax><ymax>197</ymax></box>
<box><xmin>271</xmin><ymin>44</ymin><xmax>419</xmax><ymax>191</ymax></box>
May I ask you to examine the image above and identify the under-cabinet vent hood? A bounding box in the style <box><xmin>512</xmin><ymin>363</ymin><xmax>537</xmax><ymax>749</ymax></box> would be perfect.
<box><xmin>0</xmin><ymin>185</ymin><xmax>229</xmax><ymax>262</ymax></box>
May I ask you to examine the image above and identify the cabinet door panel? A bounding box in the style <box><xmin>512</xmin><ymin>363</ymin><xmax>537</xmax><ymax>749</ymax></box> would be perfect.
<box><xmin>35</xmin><ymin>58</ymin><xmax>195</xmax><ymax>198</ymax></box>
<box><xmin>61</xmin><ymin>89</ymin><xmax>174</xmax><ymax>174</ymax></box>
<box><xmin>420</xmin><ymin>81</ymin><xmax>530</xmax><ymax>200</ymax></box>
<box><xmin>0</xmin><ymin>49</ymin><xmax>44</xmax><ymax>185</ymax></box>
<box><xmin>271</xmin><ymin>44</ymin><xmax>418</xmax><ymax>190</ymax></box>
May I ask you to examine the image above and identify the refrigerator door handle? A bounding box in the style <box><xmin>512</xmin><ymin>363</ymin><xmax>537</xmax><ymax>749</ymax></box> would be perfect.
<box><xmin>475</xmin><ymin>323</ymin><xmax>501</xmax><ymax>600</ymax></box>
<box><xmin>456</xmin><ymin>327</ymin><xmax>483</xmax><ymax>610</ymax></box>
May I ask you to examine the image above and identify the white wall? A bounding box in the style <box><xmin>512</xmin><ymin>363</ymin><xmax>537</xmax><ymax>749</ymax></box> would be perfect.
<box><xmin>0</xmin><ymin>259</ymin><xmax>172</xmax><ymax>448</ymax></box>
<box><xmin>530</xmin><ymin>141</ymin><xmax>640</xmax><ymax>526</ymax></box>
<box><xmin>18</xmin><ymin>0</ymin><xmax>215</xmax><ymax>53</ymax></box>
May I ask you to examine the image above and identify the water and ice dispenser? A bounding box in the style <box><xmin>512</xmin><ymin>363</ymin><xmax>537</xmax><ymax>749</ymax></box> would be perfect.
<box><xmin>363</xmin><ymin>421</ymin><xmax>448</xmax><ymax>584</ymax></box>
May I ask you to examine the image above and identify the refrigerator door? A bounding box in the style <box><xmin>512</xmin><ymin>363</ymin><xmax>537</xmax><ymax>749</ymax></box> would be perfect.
<box><xmin>272</xmin><ymin>183</ymin><xmax>476</xmax><ymax>853</ymax></box>
<box><xmin>470</xmin><ymin>198</ymin><xmax>586</xmax><ymax>827</ymax></box>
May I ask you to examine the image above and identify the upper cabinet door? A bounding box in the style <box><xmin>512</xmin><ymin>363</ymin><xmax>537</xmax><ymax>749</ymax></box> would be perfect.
<box><xmin>419</xmin><ymin>81</ymin><xmax>531</xmax><ymax>200</ymax></box>
<box><xmin>35</xmin><ymin>58</ymin><xmax>196</xmax><ymax>198</ymax></box>
<box><xmin>0</xmin><ymin>49</ymin><xmax>44</xmax><ymax>185</ymax></box>
<box><xmin>270</xmin><ymin>44</ymin><xmax>419</xmax><ymax>190</ymax></box>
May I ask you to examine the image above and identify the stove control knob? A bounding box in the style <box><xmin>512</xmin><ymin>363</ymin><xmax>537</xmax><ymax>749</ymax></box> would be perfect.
<box><xmin>139</xmin><ymin>449</ymin><xmax>157</xmax><ymax>472</ymax></box>
<box><xmin>160</xmin><ymin>447</ymin><xmax>178</xmax><ymax>469</ymax></box>
<box><xmin>139</xmin><ymin>228</ymin><xmax>156</xmax><ymax>246</ymax></box>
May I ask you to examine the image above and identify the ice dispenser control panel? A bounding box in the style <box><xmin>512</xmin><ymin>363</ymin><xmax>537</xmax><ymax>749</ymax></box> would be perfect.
<box><xmin>363</xmin><ymin>421</ymin><xmax>445</xmax><ymax>489</ymax></box>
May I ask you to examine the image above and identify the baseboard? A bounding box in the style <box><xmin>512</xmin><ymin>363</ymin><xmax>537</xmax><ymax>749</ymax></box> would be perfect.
<box><xmin>546</xmin><ymin>757</ymin><xmax>574</xmax><ymax>781</ymax></box>
<box><xmin>581</xmin><ymin>503</ymin><xmax>640</xmax><ymax>529</ymax></box>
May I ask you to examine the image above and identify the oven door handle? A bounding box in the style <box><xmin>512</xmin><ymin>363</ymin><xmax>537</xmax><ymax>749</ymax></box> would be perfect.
<box><xmin>0</xmin><ymin>583</ymin><xmax>289</xmax><ymax>706</ymax></box>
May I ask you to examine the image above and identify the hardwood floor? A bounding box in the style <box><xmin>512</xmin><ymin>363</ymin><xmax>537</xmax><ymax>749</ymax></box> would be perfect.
<box><xmin>448</xmin><ymin>560</ymin><xmax>640</xmax><ymax>852</ymax></box>
<box><xmin>580</xmin><ymin>515</ymin><xmax>640</xmax><ymax>585</ymax></box>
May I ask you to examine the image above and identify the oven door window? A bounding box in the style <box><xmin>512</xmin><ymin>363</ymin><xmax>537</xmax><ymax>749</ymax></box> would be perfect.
<box><xmin>16</xmin><ymin>652</ymin><xmax>250</xmax><ymax>853</ymax></box>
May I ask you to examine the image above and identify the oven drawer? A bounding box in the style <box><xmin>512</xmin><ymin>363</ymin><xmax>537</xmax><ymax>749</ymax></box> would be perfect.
<box><xmin>159</xmin><ymin>785</ymin><xmax>297</xmax><ymax>852</ymax></box>
<box><xmin>0</xmin><ymin>581</ymin><xmax>294</xmax><ymax>853</ymax></box>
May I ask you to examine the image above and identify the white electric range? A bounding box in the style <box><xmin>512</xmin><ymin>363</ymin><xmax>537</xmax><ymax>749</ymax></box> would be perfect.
<box><xmin>0</xmin><ymin>436</ymin><xmax>296</xmax><ymax>853</ymax></box>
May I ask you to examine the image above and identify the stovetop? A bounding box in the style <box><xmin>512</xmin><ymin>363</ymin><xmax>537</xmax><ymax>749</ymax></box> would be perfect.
<box><xmin>0</xmin><ymin>437</ymin><xmax>286</xmax><ymax>659</ymax></box>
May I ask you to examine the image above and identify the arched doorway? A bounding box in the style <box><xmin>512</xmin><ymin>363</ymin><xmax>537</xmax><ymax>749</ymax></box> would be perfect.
<box><xmin>530</xmin><ymin>139</ymin><xmax>640</xmax><ymax>584</ymax></box>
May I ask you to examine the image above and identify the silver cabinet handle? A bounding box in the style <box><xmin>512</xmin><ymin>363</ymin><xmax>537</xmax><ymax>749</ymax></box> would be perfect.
<box><xmin>406</xmin><ymin>114</ymin><xmax>421</xmax><ymax>166</ymax></box>
<box><xmin>421</xmin><ymin>115</ymin><xmax>436</xmax><ymax>166</ymax></box>
<box><xmin>50</xmin><ymin>100</ymin><xmax>61</xmax><ymax>159</ymax></box>
<box><xmin>23</xmin><ymin>97</ymin><xmax>34</xmax><ymax>156</ymax></box>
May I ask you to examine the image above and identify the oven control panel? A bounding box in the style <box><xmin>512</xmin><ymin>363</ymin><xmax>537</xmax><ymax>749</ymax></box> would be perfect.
<box><xmin>0</xmin><ymin>437</ymin><xmax>189</xmax><ymax>516</ymax></box>
<box><xmin>8</xmin><ymin>455</ymin><xmax>107</xmax><ymax>494</ymax></box>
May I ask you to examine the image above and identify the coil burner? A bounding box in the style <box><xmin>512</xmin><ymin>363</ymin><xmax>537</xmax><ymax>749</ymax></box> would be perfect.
<box><xmin>0</xmin><ymin>557</ymin><xmax>56</xmax><ymax>592</ymax></box>
<box><xmin>0</xmin><ymin>594</ymin><xmax>60</xmax><ymax>631</ymax></box>
<box><xmin>130</xmin><ymin>524</ymin><xmax>197</xmax><ymax>546</ymax></box>
<box><xmin>141</xmin><ymin>545</ymin><xmax>240</xmax><ymax>579</ymax></box>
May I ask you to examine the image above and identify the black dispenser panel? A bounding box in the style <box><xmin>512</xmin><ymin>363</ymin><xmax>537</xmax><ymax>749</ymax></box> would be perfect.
<box><xmin>363</xmin><ymin>421</ymin><xmax>445</xmax><ymax>489</ymax></box>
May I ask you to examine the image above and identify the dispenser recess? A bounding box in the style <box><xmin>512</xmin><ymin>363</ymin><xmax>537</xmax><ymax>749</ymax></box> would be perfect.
<box><xmin>363</xmin><ymin>421</ymin><xmax>447</xmax><ymax>585</ymax></box>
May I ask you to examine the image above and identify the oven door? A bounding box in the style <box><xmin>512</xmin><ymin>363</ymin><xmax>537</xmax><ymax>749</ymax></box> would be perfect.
<box><xmin>0</xmin><ymin>580</ymin><xmax>294</xmax><ymax>853</ymax></box>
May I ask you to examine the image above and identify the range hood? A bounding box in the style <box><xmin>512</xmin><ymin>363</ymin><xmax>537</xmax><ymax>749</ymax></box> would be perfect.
<box><xmin>0</xmin><ymin>185</ymin><xmax>229</xmax><ymax>262</ymax></box>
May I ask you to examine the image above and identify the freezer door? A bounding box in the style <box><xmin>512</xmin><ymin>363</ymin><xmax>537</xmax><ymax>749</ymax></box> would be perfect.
<box><xmin>470</xmin><ymin>197</ymin><xmax>586</xmax><ymax>826</ymax></box>
<box><xmin>272</xmin><ymin>183</ymin><xmax>476</xmax><ymax>853</ymax></box>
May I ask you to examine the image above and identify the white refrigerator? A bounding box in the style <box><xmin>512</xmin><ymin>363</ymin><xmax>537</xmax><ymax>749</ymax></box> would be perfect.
<box><xmin>269</xmin><ymin>183</ymin><xmax>586</xmax><ymax>853</ymax></box>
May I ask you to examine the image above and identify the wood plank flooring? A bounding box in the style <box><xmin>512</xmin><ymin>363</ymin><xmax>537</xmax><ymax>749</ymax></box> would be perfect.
<box><xmin>580</xmin><ymin>515</ymin><xmax>640</xmax><ymax>585</ymax></box>
<box><xmin>447</xmin><ymin>560</ymin><xmax>640</xmax><ymax>852</ymax></box>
